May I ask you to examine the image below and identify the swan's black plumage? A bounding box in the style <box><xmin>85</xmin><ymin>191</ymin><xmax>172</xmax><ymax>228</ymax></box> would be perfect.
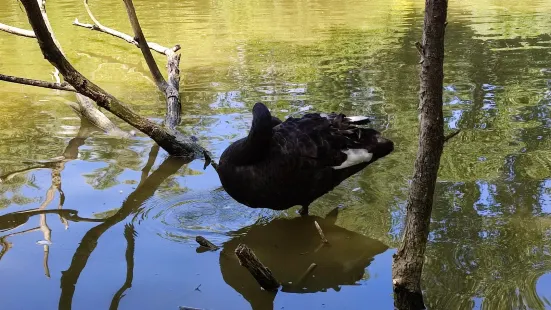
<box><xmin>217</xmin><ymin>102</ymin><xmax>394</xmax><ymax>215</ymax></box>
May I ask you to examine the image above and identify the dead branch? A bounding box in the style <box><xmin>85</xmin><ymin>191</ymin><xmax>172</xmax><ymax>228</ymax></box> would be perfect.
<box><xmin>0</xmin><ymin>22</ymin><xmax>35</xmax><ymax>37</ymax></box>
<box><xmin>36</xmin><ymin>0</ymin><xmax>129</xmax><ymax>137</ymax></box>
<box><xmin>19</xmin><ymin>0</ymin><xmax>205</xmax><ymax>157</ymax></box>
<box><xmin>0</xmin><ymin>73</ymin><xmax>76</xmax><ymax>91</ymax></box>
<box><xmin>120</xmin><ymin>0</ymin><xmax>182</xmax><ymax>128</ymax></box>
<box><xmin>0</xmin><ymin>3</ymin><xmax>129</xmax><ymax>137</ymax></box>
<box><xmin>73</xmin><ymin>0</ymin><xmax>177</xmax><ymax>56</ymax></box>
<box><xmin>195</xmin><ymin>236</ymin><xmax>219</xmax><ymax>251</ymax></box>
<box><xmin>121</xmin><ymin>0</ymin><xmax>166</xmax><ymax>91</ymax></box>
<box><xmin>235</xmin><ymin>244</ymin><xmax>280</xmax><ymax>292</ymax></box>
<box><xmin>314</xmin><ymin>221</ymin><xmax>329</xmax><ymax>244</ymax></box>
<box><xmin>444</xmin><ymin>129</ymin><xmax>461</xmax><ymax>143</ymax></box>
<box><xmin>73</xmin><ymin>9</ymin><xmax>183</xmax><ymax>128</ymax></box>
<box><xmin>294</xmin><ymin>263</ymin><xmax>317</xmax><ymax>287</ymax></box>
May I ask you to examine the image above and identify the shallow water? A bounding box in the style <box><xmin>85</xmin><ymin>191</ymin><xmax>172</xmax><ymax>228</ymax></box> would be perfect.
<box><xmin>1</xmin><ymin>0</ymin><xmax>551</xmax><ymax>309</ymax></box>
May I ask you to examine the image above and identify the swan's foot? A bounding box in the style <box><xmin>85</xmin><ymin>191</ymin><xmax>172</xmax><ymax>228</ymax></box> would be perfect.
<box><xmin>299</xmin><ymin>205</ymin><xmax>309</xmax><ymax>216</ymax></box>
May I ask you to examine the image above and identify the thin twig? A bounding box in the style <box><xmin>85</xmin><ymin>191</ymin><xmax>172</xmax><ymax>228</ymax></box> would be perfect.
<box><xmin>72</xmin><ymin>17</ymin><xmax>177</xmax><ymax>55</ymax></box>
<box><xmin>0</xmin><ymin>73</ymin><xmax>76</xmax><ymax>91</ymax></box>
<box><xmin>314</xmin><ymin>221</ymin><xmax>329</xmax><ymax>244</ymax></box>
<box><xmin>0</xmin><ymin>22</ymin><xmax>35</xmax><ymax>37</ymax></box>
<box><xmin>444</xmin><ymin>129</ymin><xmax>461</xmax><ymax>143</ymax></box>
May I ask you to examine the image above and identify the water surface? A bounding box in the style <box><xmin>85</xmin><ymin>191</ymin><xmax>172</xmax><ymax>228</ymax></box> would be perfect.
<box><xmin>1</xmin><ymin>0</ymin><xmax>551</xmax><ymax>309</ymax></box>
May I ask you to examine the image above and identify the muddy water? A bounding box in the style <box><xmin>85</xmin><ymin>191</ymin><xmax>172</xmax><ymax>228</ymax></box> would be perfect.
<box><xmin>1</xmin><ymin>0</ymin><xmax>551</xmax><ymax>309</ymax></box>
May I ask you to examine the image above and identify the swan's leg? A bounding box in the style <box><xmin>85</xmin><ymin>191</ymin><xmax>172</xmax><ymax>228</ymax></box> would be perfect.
<box><xmin>299</xmin><ymin>205</ymin><xmax>309</xmax><ymax>216</ymax></box>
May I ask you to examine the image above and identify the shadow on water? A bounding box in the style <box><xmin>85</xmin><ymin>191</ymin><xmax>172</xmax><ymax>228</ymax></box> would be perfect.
<box><xmin>214</xmin><ymin>207</ymin><xmax>388</xmax><ymax>310</ymax></box>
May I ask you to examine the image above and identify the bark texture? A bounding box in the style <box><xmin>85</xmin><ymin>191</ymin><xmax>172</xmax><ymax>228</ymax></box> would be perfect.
<box><xmin>391</xmin><ymin>0</ymin><xmax>448</xmax><ymax>309</ymax></box>
<box><xmin>235</xmin><ymin>244</ymin><xmax>280</xmax><ymax>292</ymax></box>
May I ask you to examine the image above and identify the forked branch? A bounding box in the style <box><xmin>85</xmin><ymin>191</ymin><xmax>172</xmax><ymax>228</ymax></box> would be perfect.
<box><xmin>75</xmin><ymin>0</ymin><xmax>183</xmax><ymax>128</ymax></box>
<box><xmin>19</xmin><ymin>0</ymin><xmax>204</xmax><ymax>158</ymax></box>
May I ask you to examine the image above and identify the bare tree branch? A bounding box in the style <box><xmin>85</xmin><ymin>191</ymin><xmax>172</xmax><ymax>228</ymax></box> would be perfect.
<box><xmin>0</xmin><ymin>1</ymin><xmax>130</xmax><ymax>137</ymax></box>
<box><xmin>0</xmin><ymin>22</ymin><xmax>35</xmax><ymax>37</ymax></box>
<box><xmin>75</xmin><ymin>0</ymin><xmax>183</xmax><ymax>128</ymax></box>
<box><xmin>119</xmin><ymin>0</ymin><xmax>182</xmax><ymax>128</ymax></box>
<box><xmin>19</xmin><ymin>0</ymin><xmax>204</xmax><ymax>158</ymax></box>
<box><xmin>0</xmin><ymin>73</ymin><xmax>76</xmax><ymax>91</ymax></box>
<box><xmin>121</xmin><ymin>0</ymin><xmax>167</xmax><ymax>91</ymax></box>
<box><xmin>73</xmin><ymin>16</ymin><xmax>178</xmax><ymax>55</ymax></box>
<box><xmin>444</xmin><ymin>129</ymin><xmax>461</xmax><ymax>143</ymax></box>
<box><xmin>41</xmin><ymin>0</ymin><xmax>129</xmax><ymax>137</ymax></box>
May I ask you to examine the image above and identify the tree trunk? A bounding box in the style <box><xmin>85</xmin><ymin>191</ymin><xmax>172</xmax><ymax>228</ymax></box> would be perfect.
<box><xmin>391</xmin><ymin>0</ymin><xmax>448</xmax><ymax>309</ymax></box>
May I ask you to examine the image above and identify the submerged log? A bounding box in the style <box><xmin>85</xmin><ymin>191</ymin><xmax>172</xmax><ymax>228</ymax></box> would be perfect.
<box><xmin>234</xmin><ymin>244</ymin><xmax>280</xmax><ymax>292</ymax></box>
<box><xmin>195</xmin><ymin>236</ymin><xmax>219</xmax><ymax>251</ymax></box>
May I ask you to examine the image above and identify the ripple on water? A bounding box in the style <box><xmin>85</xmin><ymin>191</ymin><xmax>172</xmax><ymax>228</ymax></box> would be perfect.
<box><xmin>135</xmin><ymin>188</ymin><xmax>281</xmax><ymax>244</ymax></box>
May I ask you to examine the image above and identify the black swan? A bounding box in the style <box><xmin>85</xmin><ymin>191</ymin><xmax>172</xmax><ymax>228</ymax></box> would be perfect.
<box><xmin>217</xmin><ymin>102</ymin><xmax>394</xmax><ymax>215</ymax></box>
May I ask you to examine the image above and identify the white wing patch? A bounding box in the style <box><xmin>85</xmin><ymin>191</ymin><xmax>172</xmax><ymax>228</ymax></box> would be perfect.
<box><xmin>345</xmin><ymin>116</ymin><xmax>369</xmax><ymax>123</ymax></box>
<box><xmin>332</xmin><ymin>149</ymin><xmax>373</xmax><ymax>170</ymax></box>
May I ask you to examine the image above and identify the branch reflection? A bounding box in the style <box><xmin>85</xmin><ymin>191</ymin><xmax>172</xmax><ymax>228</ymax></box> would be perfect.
<box><xmin>109</xmin><ymin>223</ymin><xmax>137</xmax><ymax>310</ymax></box>
<box><xmin>58</xmin><ymin>154</ymin><xmax>186</xmax><ymax>310</ymax></box>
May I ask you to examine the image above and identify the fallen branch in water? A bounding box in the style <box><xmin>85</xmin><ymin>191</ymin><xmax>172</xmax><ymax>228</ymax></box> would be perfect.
<box><xmin>314</xmin><ymin>221</ymin><xmax>329</xmax><ymax>244</ymax></box>
<box><xmin>235</xmin><ymin>244</ymin><xmax>280</xmax><ymax>292</ymax></box>
<box><xmin>18</xmin><ymin>0</ymin><xmax>205</xmax><ymax>157</ymax></box>
<box><xmin>294</xmin><ymin>263</ymin><xmax>317</xmax><ymax>288</ymax></box>
<box><xmin>195</xmin><ymin>236</ymin><xmax>219</xmax><ymax>251</ymax></box>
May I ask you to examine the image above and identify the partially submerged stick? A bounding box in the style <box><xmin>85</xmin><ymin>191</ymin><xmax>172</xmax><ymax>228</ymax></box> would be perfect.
<box><xmin>314</xmin><ymin>221</ymin><xmax>329</xmax><ymax>244</ymax></box>
<box><xmin>195</xmin><ymin>236</ymin><xmax>219</xmax><ymax>251</ymax></box>
<box><xmin>294</xmin><ymin>263</ymin><xmax>317</xmax><ymax>288</ymax></box>
<box><xmin>235</xmin><ymin>244</ymin><xmax>280</xmax><ymax>292</ymax></box>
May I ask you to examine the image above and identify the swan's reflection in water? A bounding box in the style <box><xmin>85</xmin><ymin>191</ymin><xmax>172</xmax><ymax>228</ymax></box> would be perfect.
<box><xmin>216</xmin><ymin>208</ymin><xmax>388</xmax><ymax>310</ymax></box>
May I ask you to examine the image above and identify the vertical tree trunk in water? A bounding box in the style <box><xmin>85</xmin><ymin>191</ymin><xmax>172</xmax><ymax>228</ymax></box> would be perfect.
<box><xmin>392</xmin><ymin>0</ymin><xmax>448</xmax><ymax>309</ymax></box>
